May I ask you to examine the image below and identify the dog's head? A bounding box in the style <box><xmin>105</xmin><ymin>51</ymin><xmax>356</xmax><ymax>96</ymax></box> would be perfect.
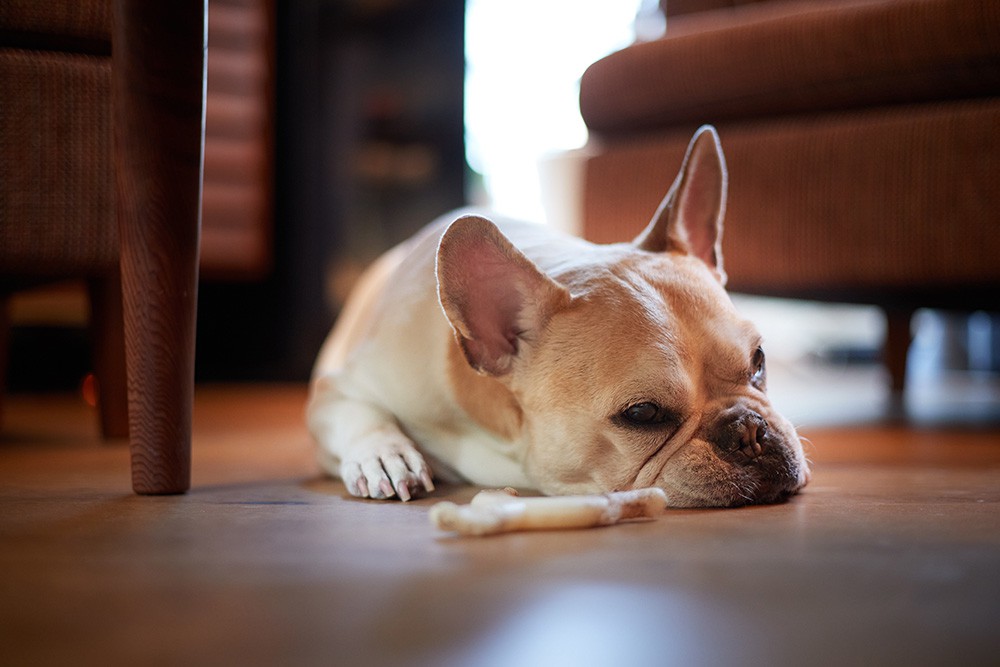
<box><xmin>436</xmin><ymin>126</ymin><xmax>810</xmax><ymax>507</ymax></box>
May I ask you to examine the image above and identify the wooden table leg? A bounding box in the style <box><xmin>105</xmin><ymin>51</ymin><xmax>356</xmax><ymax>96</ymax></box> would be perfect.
<box><xmin>114</xmin><ymin>0</ymin><xmax>207</xmax><ymax>494</ymax></box>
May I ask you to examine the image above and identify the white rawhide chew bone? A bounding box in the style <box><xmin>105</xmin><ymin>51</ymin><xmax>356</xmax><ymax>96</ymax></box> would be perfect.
<box><xmin>430</xmin><ymin>487</ymin><xmax>669</xmax><ymax>536</ymax></box>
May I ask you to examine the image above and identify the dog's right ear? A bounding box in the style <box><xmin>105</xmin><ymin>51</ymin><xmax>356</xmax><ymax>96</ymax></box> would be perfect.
<box><xmin>437</xmin><ymin>215</ymin><xmax>571</xmax><ymax>376</ymax></box>
<box><xmin>634</xmin><ymin>125</ymin><xmax>728</xmax><ymax>285</ymax></box>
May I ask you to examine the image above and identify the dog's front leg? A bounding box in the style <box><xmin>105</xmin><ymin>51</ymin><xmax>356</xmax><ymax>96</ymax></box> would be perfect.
<box><xmin>307</xmin><ymin>375</ymin><xmax>434</xmax><ymax>501</ymax></box>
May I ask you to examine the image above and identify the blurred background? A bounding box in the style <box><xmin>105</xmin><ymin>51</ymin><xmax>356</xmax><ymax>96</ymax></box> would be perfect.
<box><xmin>4</xmin><ymin>0</ymin><xmax>998</xmax><ymax>425</ymax></box>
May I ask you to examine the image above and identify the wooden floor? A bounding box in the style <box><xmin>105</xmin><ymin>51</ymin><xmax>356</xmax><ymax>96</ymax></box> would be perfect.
<box><xmin>2</xmin><ymin>373</ymin><xmax>999</xmax><ymax>666</ymax></box>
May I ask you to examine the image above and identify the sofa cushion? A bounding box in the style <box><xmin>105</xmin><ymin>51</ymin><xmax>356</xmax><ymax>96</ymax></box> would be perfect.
<box><xmin>581</xmin><ymin>0</ymin><xmax>1000</xmax><ymax>136</ymax></box>
<box><xmin>665</xmin><ymin>0</ymin><xmax>774</xmax><ymax>19</ymax></box>
<box><xmin>581</xmin><ymin>98</ymin><xmax>1000</xmax><ymax>304</ymax></box>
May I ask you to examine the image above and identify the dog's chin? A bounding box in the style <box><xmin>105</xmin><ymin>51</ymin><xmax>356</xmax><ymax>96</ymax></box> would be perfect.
<box><xmin>655</xmin><ymin>443</ymin><xmax>810</xmax><ymax>508</ymax></box>
<box><xmin>662</xmin><ymin>480</ymin><xmax>801</xmax><ymax>509</ymax></box>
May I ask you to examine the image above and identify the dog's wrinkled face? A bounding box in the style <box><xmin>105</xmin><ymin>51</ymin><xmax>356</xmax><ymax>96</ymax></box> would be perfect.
<box><xmin>513</xmin><ymin>252</ymin><xmax>810</xmax><ymax>507</ymax></box>
<box><xmin>437</xmin><ymin>126</ymin><xmax>810</xmax><ymax>507</ymax></box>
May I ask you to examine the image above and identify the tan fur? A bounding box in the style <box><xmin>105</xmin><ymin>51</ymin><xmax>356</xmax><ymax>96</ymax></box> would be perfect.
<box><xmin>446</xmin><ymin>342</ymin><xmax>523</xmax><ymax>442</ymax></box>
<box><xmin>312</xmin><ymin>242</ymin><xmax>410</xmax><ymax>378</ymax></box>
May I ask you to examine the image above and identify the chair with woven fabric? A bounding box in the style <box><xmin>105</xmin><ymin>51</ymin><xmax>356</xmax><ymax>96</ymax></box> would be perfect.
<box><xmin>1</xmin><ymin>0</ymin><xmax>206</xmax><ymax>494</ymax></box>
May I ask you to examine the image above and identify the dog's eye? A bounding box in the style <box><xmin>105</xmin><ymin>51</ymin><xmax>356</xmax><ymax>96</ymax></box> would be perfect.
<box><xmin>751</xmin><ymin>347</ymin><xmax>767</xmax><ymax>388</ymax></box>
<box><xmin>625</xmin><ymin>402</ymin><xmax>659</xmax><ymax>423</ymax></box>
<box><xmin>618</xmin><ymin>402</ymin><xmax>677</xmax><ymax>429</ymax></box>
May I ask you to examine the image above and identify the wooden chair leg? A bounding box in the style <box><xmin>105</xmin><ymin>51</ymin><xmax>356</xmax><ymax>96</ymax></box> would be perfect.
<box><xmin>0</xmin><ymin>297</ymin><xmax>8</xmax><ymax>432</ymax></box>
<box><xmin>883</xmin><ymin>307</ymin><xmax>915</xmax><ymax>395</ymax></box>
<box><xmin>88</xmin><ymin>274</ymin><xmax>129</xmax><ymax>439</ymax></box>
<box><xmin>114</xmin><ymin>0</ymin><xmax>207</xmax><ymax>494</ymax></box>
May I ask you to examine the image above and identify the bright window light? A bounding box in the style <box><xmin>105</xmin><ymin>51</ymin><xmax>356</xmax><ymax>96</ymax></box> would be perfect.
<box><xmin>465</xmin><ymin>0</ymin><xmax>645</xmax><ymax>222</ymax></box>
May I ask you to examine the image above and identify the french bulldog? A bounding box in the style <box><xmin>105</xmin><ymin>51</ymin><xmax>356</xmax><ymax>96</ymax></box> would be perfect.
<box><xmin>307</xmin><ymin>126</ymin><xmax>810</xmax><ymax>507</ymax></box>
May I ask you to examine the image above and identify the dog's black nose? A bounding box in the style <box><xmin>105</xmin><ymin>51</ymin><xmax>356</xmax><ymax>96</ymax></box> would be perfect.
<box><xmin>713</xmin><ymin>408</ymin><xmax>768</xmax><ymax>460</ymax></box>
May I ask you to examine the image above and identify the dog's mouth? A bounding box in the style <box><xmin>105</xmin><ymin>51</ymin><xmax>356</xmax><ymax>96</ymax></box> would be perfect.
<box><xmin>655</xmin><ymin>432</ymin><xmax>810</xmax><ymax>508</ymax></box>
<box><xmin>663</xmin><ymin>468</ymin><xmax>805</xmax><ymax>508</ymax></box>
<box><xmin>719</xmin><ymin>462</ymin><xmax>806</xmax><ymax>507</ymax></box>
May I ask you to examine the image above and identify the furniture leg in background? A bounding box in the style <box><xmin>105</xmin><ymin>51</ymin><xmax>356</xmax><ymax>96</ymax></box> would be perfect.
<box><xmin>883</xmin><ymin>308</ymin><xmax>915</xmax><ymax>395</ymax></box>
<box><xmin>114</xmin><ymin>0</ymin><xmax>207</xmax><ymax>494</ymax></box>
<box><xmin>88</xmin><ymin>273</ymin><xmax>129</xmax><ymax>438</ymax></box>
<box><xmin>0</xmin><ymin>300</ymin><xmax>7</xmax><ymax>429</ymax></box>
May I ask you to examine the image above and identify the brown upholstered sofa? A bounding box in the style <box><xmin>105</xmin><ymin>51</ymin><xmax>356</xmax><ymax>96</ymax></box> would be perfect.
<box><xmin>578</xmin><ymin>0</ymin><xmax>1000</xmax><ymax>391</ymax></box>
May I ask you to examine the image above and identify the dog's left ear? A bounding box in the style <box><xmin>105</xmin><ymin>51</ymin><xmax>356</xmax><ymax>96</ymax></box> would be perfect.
<box><xmin>437</xmin><ymin>215</ymin><xmax>571</xmax><ymax>376</ymax></box>
<box><xmin>634</xmin><ymin>125</ymin><xmax>728</xmax><ymax>285</ymax></box>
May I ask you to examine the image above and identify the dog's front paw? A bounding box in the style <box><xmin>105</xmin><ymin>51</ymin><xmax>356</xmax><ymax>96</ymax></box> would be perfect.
<box><xmin>341</xmin><ymin>431</ymin><xmax>435</xmax><ymax>502</ymax></box>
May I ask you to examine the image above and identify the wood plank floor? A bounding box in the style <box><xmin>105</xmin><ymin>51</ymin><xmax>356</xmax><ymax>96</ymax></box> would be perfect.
<box><xmin>2</xmin><ymin>378</ymin><xmax>999</xmax><ymax>666</ymax></box>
